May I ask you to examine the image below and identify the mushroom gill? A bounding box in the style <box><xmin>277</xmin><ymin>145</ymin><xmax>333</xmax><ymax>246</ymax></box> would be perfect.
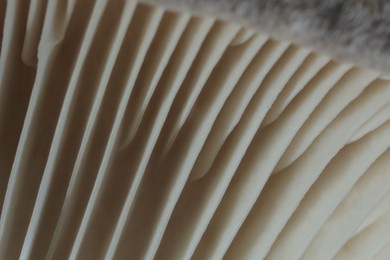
<box><xmin>0</xmin><ymin>1</ymin><xmax>389</xmax><ymax>259</ymax></box>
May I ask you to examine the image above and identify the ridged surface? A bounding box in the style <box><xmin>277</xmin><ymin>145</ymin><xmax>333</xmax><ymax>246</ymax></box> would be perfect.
<box><xmin>0</xmin><ymin>1</ymin><xmax>389</xmax><ymax>259</ymax></box>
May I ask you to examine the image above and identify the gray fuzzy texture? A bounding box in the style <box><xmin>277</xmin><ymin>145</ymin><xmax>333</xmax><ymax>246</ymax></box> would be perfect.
<box><xmin>139</xmin><ymin>0</ymin><xmax>390</xmax><ymax>76</ymax></box>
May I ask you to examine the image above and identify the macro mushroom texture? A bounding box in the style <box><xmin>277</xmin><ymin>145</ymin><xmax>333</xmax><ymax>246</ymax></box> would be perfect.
<box><xmin>0</xmin><ymin>0</ymin><xmax>390</xmax><ymax>259</ymax></box>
